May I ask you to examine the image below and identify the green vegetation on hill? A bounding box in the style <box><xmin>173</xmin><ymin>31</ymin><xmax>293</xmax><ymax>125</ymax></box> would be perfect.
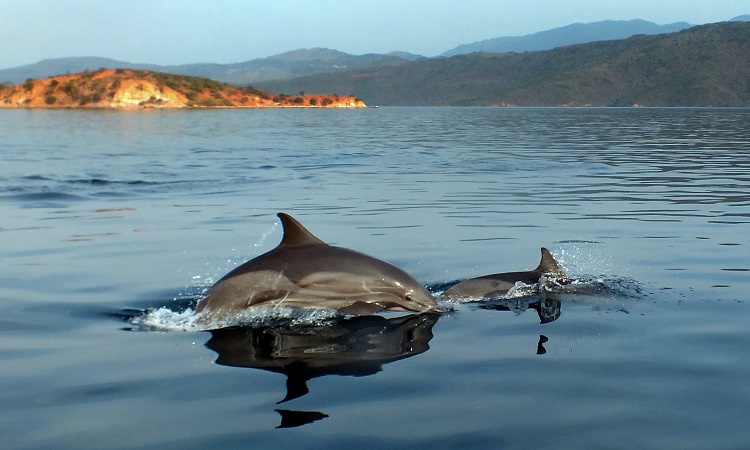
<box><xmin>257</xmin><ymin>22</ymin><xmax>750</xmax><ymax>106</ymax></box>
<box><xmin>136</xmin><ymin>70</ymin><xmax>270</xmax><ymax>106</ymax></box>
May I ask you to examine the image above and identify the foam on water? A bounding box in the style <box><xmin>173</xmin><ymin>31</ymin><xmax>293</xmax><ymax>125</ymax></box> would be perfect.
<box><xmin>129</xmin><ymin>303</ymin><xmax>342</xmax><ymax>332</ymax></box>
<box><xmin>129</xmin><ymin>306</ymin><xmax>202</xmax><ymax>331</ymax></box>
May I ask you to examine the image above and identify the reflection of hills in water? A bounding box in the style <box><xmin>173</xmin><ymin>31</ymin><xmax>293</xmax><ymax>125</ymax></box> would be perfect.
<box><xmin>205</xmin><ymin>313</ymin><xmax>439</xmax><ymax>400</ymax></box>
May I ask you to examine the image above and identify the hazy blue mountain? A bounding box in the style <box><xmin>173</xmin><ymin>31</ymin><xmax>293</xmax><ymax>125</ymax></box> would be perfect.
<box><xmin>0</xmin><ymin>57</ymin><xmax>162</xmax><ymax>84</ymax></box>
<box><xmin>383</xmin><ymin>51</ymin><xmax>424</xmax><ymax>61</ymax></box>
<box><xmin>195</xmin><ymin>48</ymin><xmax>418</xmax><ymax>85</ymax></box>
<box><xmin>256</xmin><ymin>22</ymin><xmax>750</xmax><ymax>107</ymax></box>
<box><xmin>440</xmin><ymin>19</ymin><xmax>692</xmax><ymax>56</ymax></box>
<box><xmin>3</xmin><ymin>16</ymin><xmax>746</xmax><ymax>88</ymax></box>
<box><xmin>730</xmin><ymin>14</ymin><xmax>750</xmax><ymax>21</ymax></box>
<box><xmin>0</xmin><ymin>49</ymin><xmax>418</xmax><ymax>85</ymax></box>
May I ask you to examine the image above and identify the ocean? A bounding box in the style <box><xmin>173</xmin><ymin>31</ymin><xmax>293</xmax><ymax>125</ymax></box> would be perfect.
<box><xmin>1</xmin><ymin>107</ymin><xmax>749</xmax><ymax>449</ymax></box>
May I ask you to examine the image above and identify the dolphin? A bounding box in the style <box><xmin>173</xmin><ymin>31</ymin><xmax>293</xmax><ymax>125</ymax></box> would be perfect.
<box><xmin>195</xmin><ymin>213</ymin><xmax>440</xmax><ymax>322</ymax></box>
<box><xmin>441</xmin><ymin>248</ymin><xmax>569</xmax><ymax>300</ymax></box>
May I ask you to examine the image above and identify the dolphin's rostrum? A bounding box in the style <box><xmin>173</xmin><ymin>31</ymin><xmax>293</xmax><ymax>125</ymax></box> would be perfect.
<box><xmin>195</xmin><ymin>213</ymin><xmax>440</xmax><ymax>322</ymax></box>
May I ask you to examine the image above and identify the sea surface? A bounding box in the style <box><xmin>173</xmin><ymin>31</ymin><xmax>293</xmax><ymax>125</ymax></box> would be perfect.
<box><xmin>1</xmin><ymin>107</ymin><xmax>749</xmax><ymax>449</ymax></box>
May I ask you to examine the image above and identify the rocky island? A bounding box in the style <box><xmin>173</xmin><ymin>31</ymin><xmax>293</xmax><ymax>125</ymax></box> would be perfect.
<box><xmin>0</xmin><ymin>69</ymin><xmax>366</xmax><ymax>109</ymax></box>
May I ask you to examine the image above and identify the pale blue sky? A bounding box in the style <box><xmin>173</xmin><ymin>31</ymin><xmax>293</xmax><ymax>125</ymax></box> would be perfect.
<box><xmin>1</xmin><ymin>0</ymin><xmax>748</xmax><ymax>69</ymax></box>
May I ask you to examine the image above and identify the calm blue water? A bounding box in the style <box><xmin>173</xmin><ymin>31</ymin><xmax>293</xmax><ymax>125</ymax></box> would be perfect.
<box><xmin>1</xmin><ymin>107</ymin><xmax>749</xmax><ymax>449</ymax></box>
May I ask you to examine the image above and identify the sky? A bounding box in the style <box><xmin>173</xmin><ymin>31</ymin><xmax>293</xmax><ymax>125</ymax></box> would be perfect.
<box><xmin>1</xmin><ymin>0</ymin><xmax>748</xmax><ymax>69</ymax></box>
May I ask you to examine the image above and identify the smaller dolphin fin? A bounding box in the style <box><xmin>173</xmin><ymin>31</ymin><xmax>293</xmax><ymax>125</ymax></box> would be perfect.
<box><xmin>535</xmin><ymin>247</ymin><xmax>568</xmax><ymax>279</ymax></box>
<box><xmin>277</xmin><ymin>213</ymin><xmax>326</xmax><ymax>247</ymax></box>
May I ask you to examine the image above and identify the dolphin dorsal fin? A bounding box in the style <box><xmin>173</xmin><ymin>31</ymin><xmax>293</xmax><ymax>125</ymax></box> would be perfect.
<box><xmin>277</xmin><ymin>213</ymin><xmax>325</xmax><ymax>246</ymax></box>
<box><xmin>535</xmin><ymin>247</ymin><xmax>567</xmax><ymax>278</ymax></box>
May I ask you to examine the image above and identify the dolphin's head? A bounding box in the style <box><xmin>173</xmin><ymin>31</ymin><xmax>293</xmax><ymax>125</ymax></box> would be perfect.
<box><xmin>392</xmin><ymin>280</ymin><xmax>440</xmax><ymax>313</ymax></box>
<box><xmin>360</xmin><ymin>257</ymin><xmax>441</xmax><ymax>314</ymax></box>
<box><xmin>295</xmin><ymin>267</ymin><xmax>440</xmax><ymax>316</ymax></box>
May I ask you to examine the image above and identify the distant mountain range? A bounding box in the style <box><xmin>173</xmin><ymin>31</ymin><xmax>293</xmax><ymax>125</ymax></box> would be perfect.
<box><xmin>256</xmin><ymin>21</ymin><xmax>750</xmax><ymax>107</ymax></box>
<box><xmin>0</xmin><ymin>49</ymin><xmax>419</xmax><ymax>86</ymax></box>
<box><xmin>5</xmin><ymin>18</ymin><xmax>746</xmax><ymax>86</ymax></box>
<box><xmin>439</xmin><ymin>19</ymin><xmax>692</xmax><ymax>56</ymax></box>
<box><xmin>2</xmin><ymin>16</ymin><xmax>748</xmax><ymax>107</ymax></box>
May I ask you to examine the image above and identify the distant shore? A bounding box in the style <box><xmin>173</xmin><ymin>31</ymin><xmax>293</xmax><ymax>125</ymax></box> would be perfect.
<box><xmin>0</xmin><ymin>69</ymin><xmax>366</xmax><ymax>109</ymax></box>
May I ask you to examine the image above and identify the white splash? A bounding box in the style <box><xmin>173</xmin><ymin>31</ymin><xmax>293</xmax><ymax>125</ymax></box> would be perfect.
<box><xmin>129</xmin><ymin>304</ymin><xmax>341</xmax><ymax>332</ymax></box>
<box><xmin>129</xmin><ymin>307</ymin><xmax>202</xmax><ymax>332</ymax></box>
<box><xmin>254</xmin><ymin>220</ymin><xmax>279</xmax><ymax>247</ymax></box>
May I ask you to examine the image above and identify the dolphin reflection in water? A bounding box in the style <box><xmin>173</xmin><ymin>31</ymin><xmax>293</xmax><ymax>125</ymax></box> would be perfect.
<box><xmin>205</xmin><ymin>313</ymin><xmax>439</xmax><ymax>427</ymax></box>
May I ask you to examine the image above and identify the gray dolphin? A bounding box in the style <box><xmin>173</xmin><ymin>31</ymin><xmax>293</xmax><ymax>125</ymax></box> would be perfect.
<box><xmin>442</xmin><ymin>248</ymin><xmax>569</xmax><ymax>300</ymax></box>
<box><xmin>195</xmin><ymin>213</ymin><xmax>440</xmax><ymax>321</ymax></box>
